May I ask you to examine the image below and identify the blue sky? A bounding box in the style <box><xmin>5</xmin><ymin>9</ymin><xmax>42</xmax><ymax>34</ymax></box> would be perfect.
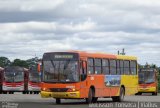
<box><xmin>0</xmin><ymin>0</ymin><xmax>160</xmax><ymax>65</ymax></box>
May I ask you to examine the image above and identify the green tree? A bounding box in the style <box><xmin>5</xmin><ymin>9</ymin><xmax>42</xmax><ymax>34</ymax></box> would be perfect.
<box><xmin>26</xmin><ymin>57</ymin><xmax>39</xmax><ymax>67</ymax></box>
<box><xmin>11</xmin><ymin>59</ymin><xmax>29</xmax><ymax>68</ymax></box>
<box><xmin>0</xmin><ymin>57</ymin><xmax>11</xmax><ymax>67</ymax></box>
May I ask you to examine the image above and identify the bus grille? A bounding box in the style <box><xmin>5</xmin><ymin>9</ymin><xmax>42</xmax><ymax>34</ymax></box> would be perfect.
<box><xmin>49</xmin><ymin>88</ymin><xmax>68</xmax><ymax>92</ymax></box>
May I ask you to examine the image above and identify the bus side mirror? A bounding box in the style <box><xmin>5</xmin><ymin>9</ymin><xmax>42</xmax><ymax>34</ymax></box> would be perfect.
<box><xmin>37</xmin><ymin>64</ymin><xmax>41</xmax><ymax>72</ymax></box>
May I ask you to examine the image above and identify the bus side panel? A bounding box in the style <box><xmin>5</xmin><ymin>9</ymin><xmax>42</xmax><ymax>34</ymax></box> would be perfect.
<box><xmin>121</xmin><ymin>75</ymin><xmax>138</xmax><ymax>95</ymax></box>
<box><xmin>105</xmin><ymin>75</ymin><xmax>121</xmax><ymax>97</ymax></box>
<box><xmin>86</xmin><ymin>75</ymin><xmax>110</xmax><ymax>98</ymax></box>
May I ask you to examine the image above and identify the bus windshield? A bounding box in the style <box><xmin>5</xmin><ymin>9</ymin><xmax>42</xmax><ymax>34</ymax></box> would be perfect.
<box><xmin>29</xmin><ymin>72</ymin><xmax>41</xmax><ymax>83</ymax></box>
<box><xmin>145</xmin><ymin>71</ymin><xmax>155</xmax><ymax>84</ymax></box>
<box><xmin>139</xmin><ymin>72</ymin><xmax>145</xmax><ymax>84</ymax></box>
<box><xmin>139</xmin><ymin>70</ymin><xmax>155</xmax><ymax>84</ymax></box>
<box><xmin>4</xmin><ymin>71</ymin><xmax>24</xmax><ymax>83</ymax></box>
<box><xmin>43</xmin><ymin>60</ymin><xmax>79</xmax><ymax>83</ymax></box>
<box><xmin>4</xmin><ymin>72</ymin><xmax>14</xmax><ymax>82</ymax></box>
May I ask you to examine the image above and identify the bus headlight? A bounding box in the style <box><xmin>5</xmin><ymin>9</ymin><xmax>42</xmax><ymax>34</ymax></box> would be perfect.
<box><xmin>67</xmin><ymin>88</ymin><xmax>76</xmax><ymax>92</ymax></box>
<box><xmin>41</xmin><ymin>88</ymin><xmax>51</xmax><ymax>92</ymax></box>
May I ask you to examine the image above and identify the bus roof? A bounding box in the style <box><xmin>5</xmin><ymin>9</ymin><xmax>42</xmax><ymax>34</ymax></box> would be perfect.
<box><xmin>5</xmin><ymin>66</ymin><xmax>28</xmax><ymax>72</ymax></box>
<box><xmin>69</xmin><ymin>51</ymin><xmax>116</xmax><ymax>59</ymax></box>
<box><xmin>72</xmin><ymin>51</ymin><xmax>137</xmax><ymax>60</ymax></box>
<box><xmin>116</xmin><ymin>55</ymin><xmax>137</xmax><ymax>60</ymax></box>
<box><xmin>44</xmin><ymin>51</ymin><xmax>137</xmax><ymax>60</ymax></box>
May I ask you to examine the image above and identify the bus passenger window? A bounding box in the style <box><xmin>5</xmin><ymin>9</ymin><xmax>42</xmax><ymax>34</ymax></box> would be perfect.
<box><xmin>130</xmin><ymin>61</ymin><xmax>137</xmax><ymax>75</ymax></box>
<box><xmin>110</xmin><ymin>60</ymin><xmax>117</xmax><ymax>75</ymax></box>
<box><xmin>117</xmin><ymin>60</ymin><xmax>121</xmax><ymax>75</ymax></box>
<box><xmin>94</xmin><ymin>59</ymin><xmax>102</xmax><ymax>74</ymax></box>
<box><xmin>120</xmin><ymin>60</ymin><xmax>124</xmax><ymax>75</ymax></box>
<box><xmin>88</xmin><ymin>58</ymin><xmax>94</xmax><ymax>74</ymax></box>
<box><xmin>124</xmin><ymin>61</ymin><xmax>130</xmax><ymax>75</ymax></box>
<box><xmin>102</xmin><ymin>59</ymin><xmax>109</xmax><ymax>75</ymax></box>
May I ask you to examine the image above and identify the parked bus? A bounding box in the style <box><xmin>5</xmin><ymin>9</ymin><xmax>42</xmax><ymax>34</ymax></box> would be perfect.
<box><xmin>27</xmin><ymin>65</ymin><xmax>41</xmax><ymax>94</ymax></box>
<box><xmin>0</xmin><ymin>66</ymin><xmax>28</xmax><ymax>94</ymax></box>
<box><xmin>0</xmin><ymin>67</ymin><xmax>3</xmax><ymax>94</ymax></box>
<box><xmin>41</xmin><ymin>51</ymin><xmax>138</xmax><ymax>104</ymax></box>
<box><xmin>136</xmin><ymin>68</ymin><xmax>158</xmax><ymax>95</ymax></box>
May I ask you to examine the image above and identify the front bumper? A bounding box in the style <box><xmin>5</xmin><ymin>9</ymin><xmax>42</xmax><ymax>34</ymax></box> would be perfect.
<box><xmin>28</xmin><ymin>85</ymin><xmax>40</xmax><ymax>91</ymax></box>
<box><xmin>138</xmin><ymin>87</ymin><xmax>156</xmax><ymax>92</ymax></box>
<box><xmin>41</xmin><ymin>91</ymin><xmax>80</xmax><ymax>99</ymax></box>
<box><xmin>3</xmin><ymin>85</ymin><xmax>24</xmax><ymax>91</ymax></box>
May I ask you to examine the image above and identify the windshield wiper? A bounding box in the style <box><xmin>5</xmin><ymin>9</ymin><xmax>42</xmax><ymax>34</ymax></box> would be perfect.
<box><xmin>145</xmin><ymin>82</ymin><xmax>154</xmax><ymax>84</ymax></box>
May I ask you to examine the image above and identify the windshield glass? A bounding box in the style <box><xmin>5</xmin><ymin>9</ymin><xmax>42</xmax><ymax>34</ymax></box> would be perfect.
<box><xmin>4</xmin><ymin>71</ymin><xmax>24</xmax><ymax>83</ymax></box>
<box><xmin>139</xmin><ymin>72</ymin><xmax>145</xmax><ymax>84</ymax></box>
<box><xmin>29</xmin><ymin>72</ymin><xmax>41</xmax><ymax>83</ymax></box>
<box><xmin>145</xmin><ymin>71</ymin><xmax>155</xmax><ymax>83</ymax></box>
<box><xmin>43</xmin><ymin>60</ymin><xmax>79</xmax><ymax>83</ymax></box>
<box><xmin>4</xmin><ymin>72</ymin><xmax>14</xmax><ymax>82</ymax></box>
<box><xmin>139</xmin><ymin>70</ymin><xmax>155</xmax><ymax>84</ymax></box>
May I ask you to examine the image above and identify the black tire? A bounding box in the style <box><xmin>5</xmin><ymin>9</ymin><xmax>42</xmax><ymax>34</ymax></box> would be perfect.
<box><xmin>3</xmin><ymin>91</ymin><xmax>7</xmax><ymax>94</ymax></box>
<box><xmin>56</xmin><ymin>98</ymin><xmax>61</xmax><ymax>104</ymax></box>
<box><xmin>135</xmin><ymin>92</ymin><xmax>142</xmax><ymax>95</ymax></box>
<box><xmin>135</xmin><ymin>93</ymin><xmax>138</xmax><ymax>95</ymax></box>
<box><xmin>152</xmin><ymin>92</ymin><xmax>157</xmax><ymax>96</ymax></box>
<box><xmin>112</xmin><ymin>87</ymin><xmax>125</xmax><ymax>102</ymax></box>
<box><xmin>92</xmin><ymin>97</ymin><xmax>98</xmax><ymax>103</ymax></box>
<box><xmin>86</xmin><ymin>88</ymin><xmax>93</xmax><ymax>103</ymax></box>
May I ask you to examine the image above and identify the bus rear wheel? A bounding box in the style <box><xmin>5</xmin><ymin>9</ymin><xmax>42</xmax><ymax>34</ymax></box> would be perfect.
<box><xmin>56</xmin><ymin>98</ymin><xmax>61</xmax><ymax>104</ymax></box>
<box><xmin>152</xmin><ymin>92</ymin><xmax>157</xmax><ymax>96</ymax></box>
<box><xmin>112</xmin><ymin>87</ymin><xmax>125</xmax><ymax>102</ymax></box>
<box><xmin>135</xmin><ymin>92</ymin><xmax>142</xmax><ymax>95</ymax></box>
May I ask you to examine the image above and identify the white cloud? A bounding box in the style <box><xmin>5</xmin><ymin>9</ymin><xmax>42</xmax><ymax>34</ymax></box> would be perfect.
<box><xmin>0</xmin><ymin>0</ymin><xmax>64</xmax><ymax>12</ymax></box>
<box><xmin>0</xmin><ymin>0</ymin><xmax>160</xmax><ymax>66</ymax></box>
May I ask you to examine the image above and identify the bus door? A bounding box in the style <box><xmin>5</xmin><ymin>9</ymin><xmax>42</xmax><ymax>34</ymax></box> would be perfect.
<box><xmin>24</xmin><ymin>70</ymin><xmax>29</xmax><ymax>91</ymax></box>
<box><xmin>80</xmin><ymin>60</ymin><xmax>87</xmax><ymax>98</ymax></box>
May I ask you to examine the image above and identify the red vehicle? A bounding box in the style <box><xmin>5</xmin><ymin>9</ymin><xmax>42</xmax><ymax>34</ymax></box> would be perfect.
<box><xmin>0</xmin><ymin>66</ymin><xmax>28</xmax><ymax>94</ymax></box>
<box><xmin>27</xmin><ymin>65</ymin><xmax>41</xmax><ymax>94</ymax></box>
<box><xmin>0</xmin><ymin>67</ymin><xmax>4</xmax><ymax>94</ymax></box>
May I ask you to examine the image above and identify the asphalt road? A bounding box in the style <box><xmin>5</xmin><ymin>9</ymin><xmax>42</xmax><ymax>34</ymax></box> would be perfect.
<box><xmin>0</xmin><ymin>93</ymin><xmax>160</xmax><ymax>108</ymax></box>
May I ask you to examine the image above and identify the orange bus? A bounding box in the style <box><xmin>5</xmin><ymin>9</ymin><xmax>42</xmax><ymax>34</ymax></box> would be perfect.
<box><xmin>41</xmin><ymin>51</ymin><xmax>138</xmax><ymax>104</ymax></box>
<box><xmin>136</xmin><ymin>68</ymin><xmax>158</xmax><ymax>95</ymax></box>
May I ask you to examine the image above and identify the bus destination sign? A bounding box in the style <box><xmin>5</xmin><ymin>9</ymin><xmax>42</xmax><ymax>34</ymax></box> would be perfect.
<box><xmin>54</xmin><ymin>55</ymin><xmax>73</xmax><ymax>59</ymax></box>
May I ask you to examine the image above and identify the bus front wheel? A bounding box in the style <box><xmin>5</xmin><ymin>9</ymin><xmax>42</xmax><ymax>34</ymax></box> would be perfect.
<box><xmin>112</xmin><ymin>87</ymin><xmax>125</xmax><ymax>102</ymax></box>
<box><xmin>86</xmin><ymin>88</ymin><xmax>93</xmax><ymax>103</ymax></box>
<box><xmin>56</xmin><ymin>98</ymin><xmax>61</xmax><ymax>104</ymax></box>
